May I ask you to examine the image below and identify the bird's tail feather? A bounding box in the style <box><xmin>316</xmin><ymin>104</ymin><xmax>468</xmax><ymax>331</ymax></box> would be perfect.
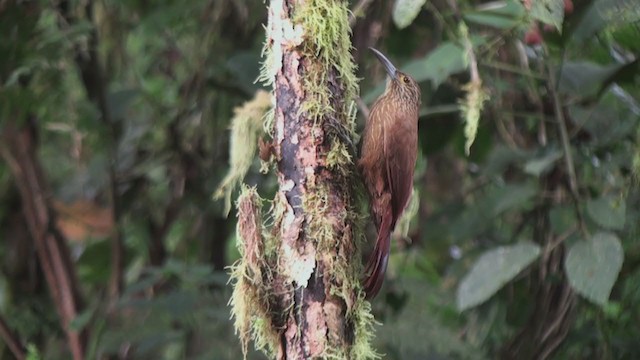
<box><xmin>363</xmin><ymin>207</ymin><xmax>393</xmax><ymax>299</ymax></box>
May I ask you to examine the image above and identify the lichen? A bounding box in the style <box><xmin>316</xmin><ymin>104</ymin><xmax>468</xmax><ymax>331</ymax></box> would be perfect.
<box><xmin>214</xmin><ymin>91</ymin><xmax>273</xmax><ymax>215</ymax></box>
<box><xmin>228</xmin><ymin>186</ymin><xmax>280</xmax><ymax>359</ymax></box>
<box><xmin>459</xmin><ymin>22</ymin><xmax>488</xmax><ymax>156</ymax></box>
<box><xmin>231</xmin><ymin>0</ymin><xmax>378</xmax><ymax>358</ymax></box>
<box><xmin>394</xmin><ymin>188</ymin><xmax>419</xmax><ymax>239</ymax></box>
<box><xmin>460</xmin><ymin>79</ymin><xmax>488</xmax><ymax>156</ymax></box>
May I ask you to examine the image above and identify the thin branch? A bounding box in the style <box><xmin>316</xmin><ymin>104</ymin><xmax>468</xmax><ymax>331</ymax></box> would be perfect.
<box><xmin>0</xmin><ymin>315</ymin><xmax>25</xmax><ymax>360</ymax></box>
<box><xmin>547</xmin><ymin>67</ymin><xmax>577</xmax><ymax>196</ymax></box>
<box><xmin>463</xmin><ymin>30</ymin><xmax>480</xmax><ymax>85</ymax></box>
<box><xmin>514</xmin><ymin>40</ymin><xmax>547</xmax><ymax>146</ymax></box>
<box><xmin>546</xmin><ymin>60</ymin><xmax>589</xmax><ymax>237</ymax></box>
<box><xmin>479</xmin><ymin>60</ymin><xmax>545</xmax><ymax>79</ymax></box>
<box><xmin>1</xmin><ymin>122</ymin><xmax>87</xmax><ymax>360</ymax></box>
<box><xmin>56</xmin><ymin>0</ymin><xmax>124</xmax><ymax>302</ymax></box>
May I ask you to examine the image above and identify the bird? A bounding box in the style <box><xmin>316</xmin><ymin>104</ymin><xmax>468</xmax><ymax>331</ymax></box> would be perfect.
<box><xmin>359</xmin><ymin>47</ymin><xmax>421</xmax><ymax>299</ymax></box>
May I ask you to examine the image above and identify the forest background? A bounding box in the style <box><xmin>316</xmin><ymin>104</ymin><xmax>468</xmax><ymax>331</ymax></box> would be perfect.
<box><xmin>0</xmin><ymin>0</ymin><xmax>639</xmax><ymax>359</ymax></box>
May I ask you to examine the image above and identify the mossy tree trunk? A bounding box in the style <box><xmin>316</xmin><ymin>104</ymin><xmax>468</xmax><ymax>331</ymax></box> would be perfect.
<box><xmin>231</xmin><ymin>0</ymin><xmax>376</xmax><ymax>359</ymax></box>
<box><xmin>271</xmin><ymin>1</ymin><xmax>356</xmax><ymax>356</ymax></box>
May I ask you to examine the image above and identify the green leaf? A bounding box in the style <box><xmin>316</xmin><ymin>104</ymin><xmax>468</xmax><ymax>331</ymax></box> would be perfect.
<box><xmin>550</xmin><ymin>205</ymin><xmax>576</xmax><ymax>234</ymax></box>
<box><xmin>567</xmin><ymin>0</ymin><xmax>609</xmax><ymax>42</ymax></box>
<box><xmin>587</xmin><ymin>195</ymin><xmax>626</xmax><ymax>230</ymax></box>
<box><xmin>464</xmin><ymin>1</ymin><xmax>526</xmax><ymax>29</ymax></box>
<box><xmin>457</xmin><ymin>242</ymin><xmax>541</xmax><ymax>311</ymax></box>
<box><xmin>393</xmin><ymin>0</ymin><xmax>427</xmax><ymax>29</ymax></box>
<box><xmin>558</xmin><ymin>61</ymin><xmax>628</xmax><ymax>99</ymax></box>
<box><xmin>77</xmin><ymin>240</ymin><xmax>112</xmax><ymax>284</ymax></box>
<box><xmin>569</xmin><ymin>95</ymin><xmax>638</xmax><ymax>146</ymax></box>
<box><xmin>70</xmin><ymin>308</ymin><xmax>95</xmax><ymax>331</ymax></box>
<box><xmin>26</xmin><ymin>344</ymin><xmax>41</xmax><ymax>360</ymax></box>
<box><xmin>565</xmin><ymin>232</ymin><xmax>624</xmax><ymax>305</ymax></box>
<box><xmin>531</xmin><ymin>0</ymin><xmax>564</xmax><ymax>31</ymax></box>
<box><xmin>450</xmin><ymin>182</ymin><xmax>538</xmax><ymax>241</ymax></box>
<box><xmin>523</xmin><ymin>150</ymin><xmax>563</xmax><ymax>176</ymax></box>
<box><xmin>403</xmin><ymin>42</ymin><xmax>467</xmax><ymax>88</ymax></box>
<box><xmin>491</xmin><ymin>182</ymin><xmax>538</xmax><ymax>215</ymax></box>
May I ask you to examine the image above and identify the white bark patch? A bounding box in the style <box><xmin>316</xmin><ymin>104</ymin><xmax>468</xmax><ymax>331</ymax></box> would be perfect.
<box><xmin>304</xmin><ymin>165</ymin><xmax>315</xmax><ymax>178</ymax></box>
<box><xmin>282</xmin><ymin>219</ymin><xmax>317</xmax><ymax>287</ymax></box>
<box><xmin>275</xmin><ymin>108</ymin><xmax>285</xmax><ymax>145</ymax></box>
<box><xmin>283</xmin><ymin>244</ymin><xmax>316</xmax><ymax>288</ymax></box>
<box><xmin>267</xmin><ymin>0</ymin><xmax>304</xmax><ymax>85</ymax></box>
<box><xmin>281</xmin><ymin>179</ymin><xmax>295</xmax><ymax>192</ymax></box>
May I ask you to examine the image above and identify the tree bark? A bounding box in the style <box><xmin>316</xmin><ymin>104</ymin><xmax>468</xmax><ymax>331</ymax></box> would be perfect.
<box><xmin>231</xmin><ymin>0</ymin><xmax>373</xmax><ymax>359</ymax></box>
<box><xmin>268</xmin><ymin>0</ymin><xmax>361</xmax><ymax>356</ymax></box>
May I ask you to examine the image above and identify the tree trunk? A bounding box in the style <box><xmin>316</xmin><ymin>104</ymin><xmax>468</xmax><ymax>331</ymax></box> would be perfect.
<box><xmin>230</xmin><ymin>0</ymin><xmax>376</xmax><ymax>359</ymax></box>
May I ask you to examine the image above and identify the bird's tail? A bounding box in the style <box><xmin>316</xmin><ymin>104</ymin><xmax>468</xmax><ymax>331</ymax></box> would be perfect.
<box><xmin>363</xmin><ymin>207</ymin><xmax>393</xmax><ymax>299</ymax></box>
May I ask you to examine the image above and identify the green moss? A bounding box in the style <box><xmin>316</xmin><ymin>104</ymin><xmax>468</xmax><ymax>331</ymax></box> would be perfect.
<box><xmin>262</xmin><ymin>107</ymin><xmax>275</xmax><ymax>140</ymax></box>
<box><xmin>229</xmin><ymin>262</ymin><xmax>280</xmax><ymax>359</ymax></box>
<box><xmin>257</xmin><ymin>22</ymin><xmax>276</xmax><ymax>89</ymax></box>
<box><xmin>350</xmin><ymin>296</ymin><xmax>382</xmax><ymax>359</ymax></box>
<box><xmin>326</xmin><ymin>139</ymin><xmax>353</xmax><ymax>174</ymax></box>
<box><xmin>214</xmin><ymin>91</ymin><xmax>272</xmax><ymax>215</ymax></box>
<box><xmin>302</xmin><ymin>183</ymin><xmax>334</xmax><ymax>251</ymax></box>
<box><xmin>229</xmin><ymin>187</ymin><xmax>280</xmax><ymax>359</ymax></box>
<box><xmin>294</xmin><ymin>0</ymin><xmax>359</xmax><ymax>128</ymax></box>
<box><xmin>248</xmin><ymin>1</ymin><xmax>376</xmax><ymax>358</ymax></box>
<box><xmin>301</xmin><ymin>179</ymin><xmax>379</xmax><ymax>359</ymax></box>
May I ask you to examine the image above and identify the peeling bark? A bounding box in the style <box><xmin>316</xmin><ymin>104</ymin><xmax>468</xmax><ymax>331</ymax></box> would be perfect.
<box><xmin>269</xmin><ymin>1</ymin><xmax>358</xmax><ymax>358</ymax></box>
<box><xmin>231</xmin><ymin>1</ymin><xmax>371</xmax><ymax>358</ymax></box>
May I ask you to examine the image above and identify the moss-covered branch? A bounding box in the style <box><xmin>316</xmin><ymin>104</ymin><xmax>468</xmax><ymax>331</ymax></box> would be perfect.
<box><xmin>229</xmin><ymin>0</ymin><xmax>377</xmax><ymax>359</ymax></box>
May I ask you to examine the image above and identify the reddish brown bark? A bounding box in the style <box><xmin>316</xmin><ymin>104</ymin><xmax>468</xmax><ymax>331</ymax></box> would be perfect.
<box><xmin>266</xmin><ymin>1</ymin><xmax>359</xmax><ymax>358</ymax></box>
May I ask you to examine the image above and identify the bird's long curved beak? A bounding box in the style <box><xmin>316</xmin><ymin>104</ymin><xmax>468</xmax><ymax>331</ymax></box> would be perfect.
<box><xmin>369</xmin><ymin>47</ymin><xmax>397</xmax><ymax>78</ymax></box>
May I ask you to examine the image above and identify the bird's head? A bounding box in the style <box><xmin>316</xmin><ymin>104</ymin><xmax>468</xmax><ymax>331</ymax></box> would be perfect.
<box><xmin>369</xmin><ymin>47</ymin><xmax>421</xmax><ymax>106</ymax></box>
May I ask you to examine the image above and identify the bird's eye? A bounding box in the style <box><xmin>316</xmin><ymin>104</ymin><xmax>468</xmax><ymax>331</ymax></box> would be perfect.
<box><xmin>402</xmin><ymin>76</ymin><xmax>410</xmax><ymax>84</ymax></box>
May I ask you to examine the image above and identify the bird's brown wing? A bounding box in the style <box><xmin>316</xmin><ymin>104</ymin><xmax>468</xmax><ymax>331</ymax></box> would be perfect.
<box><xmin>384</xmin><ymin>121</ymin><xmax>417</xmax><ymax>223</ymax></box>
